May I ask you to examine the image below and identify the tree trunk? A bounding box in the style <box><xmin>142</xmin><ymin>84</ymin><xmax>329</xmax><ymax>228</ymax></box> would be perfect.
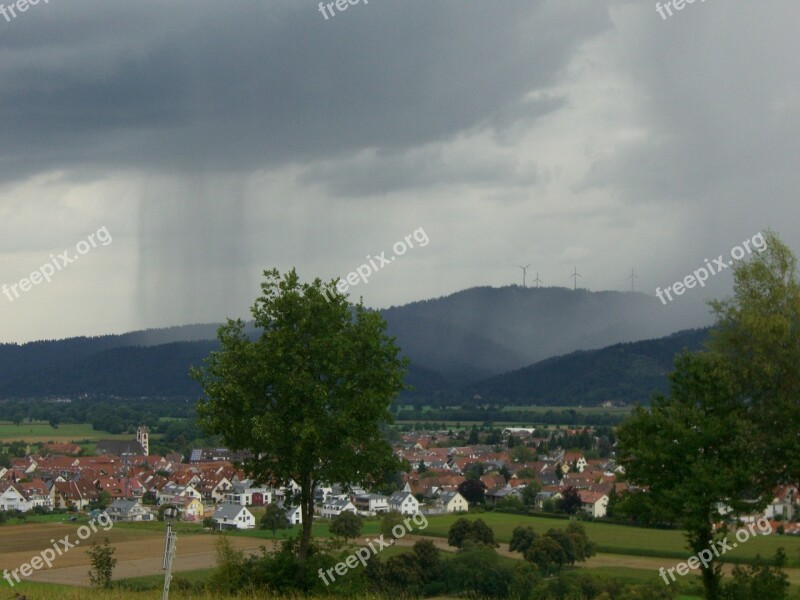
<box><xmin>297</xmin><ymin>476</ymin><xmax>314</xmax><ymax>564</ymax></box>
<box><xmin>689</xmin><ymin>525</ymin><xmax>722</xmax><ymax>600</ymax></box>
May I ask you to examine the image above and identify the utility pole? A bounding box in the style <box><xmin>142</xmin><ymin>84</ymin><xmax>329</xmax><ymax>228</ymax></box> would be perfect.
<box><xmin>162</xmin><ymin>506</ymin><xmax>179</xmax><ymax>600</ymax></box>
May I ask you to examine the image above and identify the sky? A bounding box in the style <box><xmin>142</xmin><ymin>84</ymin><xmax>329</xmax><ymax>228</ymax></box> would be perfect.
<box><xmin>0</xmin><ymin>0</ymin><xmax>798</xmax><ymax>343</ymax></box>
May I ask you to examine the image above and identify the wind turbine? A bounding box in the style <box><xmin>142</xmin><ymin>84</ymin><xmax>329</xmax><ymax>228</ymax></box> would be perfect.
<box><xmin>518</xmin><ymin>264</ymin><xmax>530</xmax><ymax>287</ymax></box>
<box><xmin>628</xmin><ymin>268</ymin><xmax>639</xmax><ymax>292</ymax></box>
<box><xmin>533</xmin><ymin>272</ymin><xmax>543</xmax><ymax>288</ymax></box>
<box><xmin>571</xmin><ymin>266</ymin><xmax>581</xmax><ymax>290</ymax></box>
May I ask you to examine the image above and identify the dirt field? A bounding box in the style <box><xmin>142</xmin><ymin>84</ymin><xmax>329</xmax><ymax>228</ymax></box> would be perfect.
<box><xmin>0</xmin><ymin>523</ymin><xmax>265</xmax><ymax>587</ymax></box>
<box><xmin>4</xmin><ymin>524</ymin><xmax>800</xmax><ymax>590</ymax></box>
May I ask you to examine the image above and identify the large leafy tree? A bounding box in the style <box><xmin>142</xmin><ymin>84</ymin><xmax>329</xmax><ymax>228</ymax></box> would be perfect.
<box><xmin>556</xmin><ymin>486</ymin><xmax>582</xmax><ymax>515</ymax></box>
<box><xmin>194</xmin><ymin>268</ymin><xmax>407</xmax><ymax>563</ymax></box>
<box><xmin>618</xmin><ymin>352</ymin><xmax>769</xmax><ymax>599</ymax></box>
<box><xmin>707</xmin><ymin>231</ymin><xmax>800</xmax><ymax>484</ymax></box>
<box><xmin>259</xmin><ymin>503</ymin><xmax>288</xmax><ymax>538</ymax></box>
<box><xmin>619</xmin><ymin>232</ymin><xmax>800</xmax><ymax>599</ymax></box>
<box><xmin>329</xmin><ymin>510</ymin><xmax>363</xmax><ymax>542</ymax></box>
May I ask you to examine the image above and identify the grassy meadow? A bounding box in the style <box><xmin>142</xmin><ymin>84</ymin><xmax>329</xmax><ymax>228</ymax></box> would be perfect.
<box><xmin>0</xmin><ymin>420</ymin><xmax>157</xmax><ymax>444</ymax></box>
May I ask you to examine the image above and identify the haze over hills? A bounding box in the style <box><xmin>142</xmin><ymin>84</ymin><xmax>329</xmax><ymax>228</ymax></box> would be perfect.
<box><xmin>0</xmin><ymin>285</ymin><xmax>713</xmax><ymax>403</ymax></box>
<box><xmin>382</xmin><ymin>285</ymin><xmax>712</xmax><ymax>384</ymax></box>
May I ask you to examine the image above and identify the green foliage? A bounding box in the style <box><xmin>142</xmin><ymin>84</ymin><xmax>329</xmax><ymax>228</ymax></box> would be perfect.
<box><xmin>495</xmin><ymin>495</ymin><xmax>525</xmax><ymax>512</ymax></box>
<box><xmin>457</xmin><ymin>478</ymin><xmax>486</xmax><ymax>505</ymax></box>
<box><xmin>463</xmin><ymin>462</ymin><xmax>485</xmax><ymax>481</ymax></box>
<box><xmin>442</xmin><ymin>541</ymin><xmax>540</xmax><ymax>598</ymax></box>
<box><xmin>557</xmin><ymin>486</ymin><xmax>582</xmax><ymax>515</ymax></box>
<box><xmin>412</xmin><ymin>539</ymin><xmax>441</xmax><ymax>583</ymax></box>
<box><xmin>447</xmin><ymin>517</ymin><xmax>498</xmax><ymax>549</ymax></box>
<box><xmin>521</xmin><ymin>480</ymin><xmax>542</xmax><ymax>506</ymax></box>
<box><xmin>708</xmin><ymin>231</ymin><xmax>800</xmax><ymax>484</ymax></box>
<box><xmin>525</xmin><ymin>535</ymin><xmax>566</xmax><ymax>575</ymax></box>
<box><xmin>210</xmin><ymin>536</ymin><xmax>246</xmax><ymax>594</ymax></box>
<box><xmin>89</xmin><ymin>490</ymin><xmax>112</xmax><ymax>511</ymax></box>
<box><xmin>380</xmin><ymin>512</ymin><xmax>406</xmax><ymax>541</ymax></box>
<box><xmin>509</xmin><ymin>525</ymin><xmax>537</xmax><ymax>554</ymax></box>
<box><xmin>86</xmin><ymin>537</ymin><xmax>117</xmax><ymax>589</ymax></box>
<box><xmin>260</xmin><ymin>503</ymin><xmax>289</xmax><ymax>537</ymax></box>
<box><xmin>194</xmin><ymin>268</ymin><xmax>408</xmax><ymax>562</ymax></box>
<box><xmin>515</xmin><ymin>522</ymin><xmax>595</xmax><ymax>575</ymax></box>
<box><xmin>617</xmin><ymin>232</ymin><xmax>800</xmax><ymax>600</ymax></box>
<box><xmin>329</xmin><ymin>510</ymin><xmax>362</xmax><ymax>542</ymax></box>
<box><xmin>721</xmin><ymin>549</ymin><xmax>790</xmax><ymax>600</ymax></box>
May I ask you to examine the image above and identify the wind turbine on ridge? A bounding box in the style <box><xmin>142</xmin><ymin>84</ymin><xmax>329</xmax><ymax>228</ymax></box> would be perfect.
<box><xmin>518</xmin><ymin>264</ymin><xmax>530</xmax><ymax>287</ymax></box>
<box><xmin>571</xmin><ymin>266</ymin><xmax>581</xmax><ymax>290</ymax></box>
<box><xmin>628</xmin><ymin>268</ymin><xmax>638</xmax><ymax>292</ymax></box>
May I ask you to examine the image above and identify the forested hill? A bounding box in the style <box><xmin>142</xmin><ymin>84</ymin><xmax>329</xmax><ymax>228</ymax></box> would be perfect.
<box><xmin>462</xmin><ymin>328</ymin><xmax>710</xmax><ymax>406</ymax></box>
<box><xmin>0</xmin><ymin>285</ymin><xmax>712</xmax><ymax>404</ymax></box>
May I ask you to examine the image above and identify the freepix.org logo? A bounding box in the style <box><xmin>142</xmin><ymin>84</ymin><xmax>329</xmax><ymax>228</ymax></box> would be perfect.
<box><xmin>324</xmin><ymin>227</ymin><xmax>429</xmax><ymax>301</ymax></box>
<box><xmin>3</xmin><ymin>512</ymin><xmax>114</xmax><ymax>587</ymax></box>
<box><xmin>2</xmin><ymin>226</ymin><xmax>113</xmax><ymax>303</ymax></box>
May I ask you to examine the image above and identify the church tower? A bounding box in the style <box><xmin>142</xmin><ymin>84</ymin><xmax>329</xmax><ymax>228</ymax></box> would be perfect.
<box><xmin>136</xmin><ymin>426</ymin><xmax>150</xmax><ymax>456</ymax></box>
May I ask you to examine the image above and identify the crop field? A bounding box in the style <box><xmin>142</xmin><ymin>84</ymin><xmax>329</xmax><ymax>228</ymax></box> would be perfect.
<box><xmin>0</xmin><ymin>421</ymin><xmax>161</xmax><ymax>444</ymax></box>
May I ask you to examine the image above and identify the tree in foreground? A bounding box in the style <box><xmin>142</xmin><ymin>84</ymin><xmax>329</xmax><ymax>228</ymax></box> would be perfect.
<box><xmin>194</xmin><ymin>268</ymin><xmax>407</xmax><ymax>564</ymax></box>
<box><xmin>260</xmin><ymin>502</ymin><xmax>289</xmax><ymax>537</ymax></box>
<box><xmin>707</xmin><ymin>231</ymin><xmax>800</xmax><ymax>484</ymax></box>
<box><xmin>329</xmin><ymin>510</ymin><xmax>362</xmax><ymax>542</ymax></box>
<box><xmin>87</xmin><ymin>538</ymin><xmax>117</xmax><ymax>589</ymax></box>
<box><xmin>618</xmin><ymin>232</ymin><xmax>797</xmax><ymax>600</ymax></box>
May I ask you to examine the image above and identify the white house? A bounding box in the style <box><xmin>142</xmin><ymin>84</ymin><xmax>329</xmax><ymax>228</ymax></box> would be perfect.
<box><xmin>157</xmin><ymin>483</ymin><xmax>202</xmax><ymax>506</ymax></box>
<box><xmin>578</xmin><ymin>491</ymin><xmax>609</xmax><ymax>518</ymax></box>
<box><xmin>388</xmin><ymin>491</ymin><xmax>420</xmax><ymax>515</ymax></box>
<box><xmin>286</xmin><ymin>505</ymin><xmax>303</xmax><ymax>525</ymax></box>
<box><xmin>321</xmin><ymin>498</ymin><xmax>357</xmax><ymax>519</ymax></box>
<box><xmin>439</xmin><ymin>491</ymin><xmax>469</xmax><ymax>513</ymax></box>
<box><xmin>225</xmin><ymin>481</ymin><xmax>273</xmax><ymax>507</ymax></box>
<box><xmin>0</xmin><ymin>483</ymin><xmax>31</xmax><ymax>512</ymax></box>
<box><xmin>764</xmin><ymin>486</ymin><xmax>796</xmax><ymax>521</ymax></box>
<box><xmin>353</xmin><ymin>493</ymin><xmax>388</xmax><ymax>516</ymax></box>
<box><xmin>213</xmin><ymin>503</ymin><xmax>256</xmax><ymax>530</ymax></box>
<box><xmin>105</xmin><ymin>499</ymin><xmax>155</xmax><ymax>522</ymax></box>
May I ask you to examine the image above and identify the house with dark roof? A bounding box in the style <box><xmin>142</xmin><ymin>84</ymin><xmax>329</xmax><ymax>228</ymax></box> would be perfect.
<box><xmin>105</xmin><ymin>499</ymin><xmax>154</xmax><ymax>522</ymax></box>
<box><xmin>94</xmin><ymin>440</ymin><xmax>146</xmax><ymax>457</ymax></box>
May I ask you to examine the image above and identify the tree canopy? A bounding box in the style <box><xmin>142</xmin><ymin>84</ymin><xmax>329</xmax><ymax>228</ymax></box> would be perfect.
<box><xmin>194</xmin><ymin>268</ymin><xmax>407</xmax><ymax>562</ymax></box>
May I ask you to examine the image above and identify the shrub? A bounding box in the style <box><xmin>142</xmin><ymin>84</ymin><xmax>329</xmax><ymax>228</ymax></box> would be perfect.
<box><xmin>87</xmin><ymin>537</ymin><xmax>117</xmax><ymax>589</ymax></box>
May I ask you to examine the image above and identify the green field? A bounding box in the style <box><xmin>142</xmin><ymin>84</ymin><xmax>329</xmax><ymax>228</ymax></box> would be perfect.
<box><xmin>415</xmin><ymin>512</ymin><xmax>800</xmax><ymax>567</ymax></box>
<box><xmin>0</xmin><ymin>421</ymin><xmax>161</xmax><ymax>444</ymax></box>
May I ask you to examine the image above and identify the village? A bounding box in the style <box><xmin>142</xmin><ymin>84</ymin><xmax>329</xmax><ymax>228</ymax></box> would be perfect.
<box><xmin>1</xmin><ymin>425</ymin><xmax>794</xmax><ymax>535</ymax></box>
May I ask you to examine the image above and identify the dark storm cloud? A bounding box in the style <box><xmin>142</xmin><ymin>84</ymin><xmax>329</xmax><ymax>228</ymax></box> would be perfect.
<box><xmin>0</xmin><ymin>0</ymin><xmax>611</xmax><ymax>183</ymax></box>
